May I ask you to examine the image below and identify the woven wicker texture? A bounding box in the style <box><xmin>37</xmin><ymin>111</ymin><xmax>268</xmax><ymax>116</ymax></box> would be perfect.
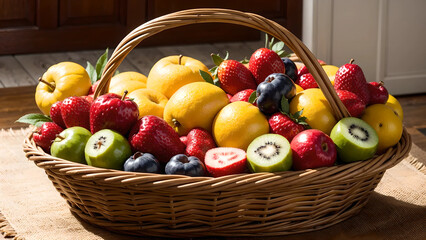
<box><xmin>23</xmin><ymin>8</ymin><xmax>412</xmax><ymax>237</ymax></box>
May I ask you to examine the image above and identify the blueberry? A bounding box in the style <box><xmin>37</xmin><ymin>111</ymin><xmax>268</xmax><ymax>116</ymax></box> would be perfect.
<box><xmin>123</xmin><ymin>152</ymin><xmax>160</xmax><ymax>173</ymax></box>
<box><xmin>281</xmin><ymin>57</ymin><xmax>298</xmax><ymax>82</ymax></box>
<box><xmin>256</xmin><ymin>73</ymin><xmax>296</xmax><ymax>115</ymax></box>
<box><xmin>165</xmin><ymin>154</ymin><xmax>205</xmax><ymax>177</ymax></box>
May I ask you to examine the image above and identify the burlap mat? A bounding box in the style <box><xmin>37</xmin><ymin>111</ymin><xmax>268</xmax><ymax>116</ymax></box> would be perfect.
<box><xmin>0</xmin><ymin>128</ymin><xmax>425</xmax><ymax>240</ymax></box>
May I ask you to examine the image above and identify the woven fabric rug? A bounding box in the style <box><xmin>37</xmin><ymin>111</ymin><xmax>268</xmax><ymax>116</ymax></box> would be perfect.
<box><xmin>0</xmin><ymin>128</ymin><xmax>425</xmax><ymax>240</ymax></box>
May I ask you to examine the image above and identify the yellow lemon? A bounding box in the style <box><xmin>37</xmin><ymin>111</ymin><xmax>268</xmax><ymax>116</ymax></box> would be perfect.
<box><xmin>163</xmin><ymin>82</ymin><xmax>229</xmax><ymax>136</ymax></box>
<box><xmin>361</xmin><ymin>104</ymin><xmax>403</xmax><ymax>153</ymax></box>
<box><xmin>213</xmin><ymin>101</ymin><xmax>269</xmax><ymax>151</ymax></box>
<box><xmin>147</xmin><ymin>55</ymin><xmax>209</xmax><ymax>98</ymax></box>
<box><xmin>295</xmin><ymin>84</ymin><xmax>304</xmax><ymax>94</ymax></box>
<box><xmin>289</xmin><ymin>88</ymin><xmax>337</xmax><ymax>135</ymax></box>
<box><xmin>329</xmin><ymin>75</ymin><xmax>335</xmax><ymax>85</ymax></box>
<box><xmin>109</xmin><ymin>71</ymin><xmax>147</xmax><ymax>96</ymax></box>
<box><xmin>127</xmin><ymin>88</ymin><xmax>168</xmax><ymax>119</ymax></box>
<box><xmin>385</xmin><ymin>94</ymin><xmax>403</xmax><ymax>120</ymax></box>
<box><xmin>322</xmin><ymin>65</ymin><xmax>339</xmax><ymax>77</ymax></box>
<box><xmin>35</xmin><ymin>62</ymin><xmax>91</xmax><ymax>115</ymax></box>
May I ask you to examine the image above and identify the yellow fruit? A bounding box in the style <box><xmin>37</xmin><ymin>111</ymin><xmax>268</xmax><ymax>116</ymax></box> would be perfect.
<box><xmin>329</xmin><ymin>75</ymin><xmax>335</xmax><ymax>85</ymax></box>
<box><xmin>361</xmin><ymin>104</ymin><xmax>403</xmax><ymax>153</ymax></box>
<box><xmin>213</xmin><ymin>101</ymin><xmax>269</xmax><ymax>150</ymax></box>
<box><xmin>295</xmin><ymin>84</ymin><xmax>304</xmax><ymax>94</ymax></box>
<box><xmin>289</xmin><ymin>88</ymin><xmax>337</xmax><ymax>135</ymax></box>
<box><xmin>322</xmin><ymin>65</ymin><xmax>339</xmax><ymax>77</ymax></box>
<box><xmin>127</xmin><ymin>88</ymin><xmax>168</xmax><ymax>119</ymax></box>
<box><xmin>109</xmin><ymin>71</ymin><xmax>147</xmax><ymax>96</ymax></box>
<box><xmin>385</xmin><ymin>94</ymin><xmax>404</xmax><ymax>120</ymax></box>
<box><xmin>35</xmin><ymin>62</ymin><xmax>91</xmax><ymax>115</ymax></box>
<box><xmin>147</xmin><ymin>55</ymin><xmax>209</xmax><ymax>98</ymax></box>
<box><xmin>163</xmin><ymin>82</ymin><xmax>229</xmax><ymax>136</ymax></box>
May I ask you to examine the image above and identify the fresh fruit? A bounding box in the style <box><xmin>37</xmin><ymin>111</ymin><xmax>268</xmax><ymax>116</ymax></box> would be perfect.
<box><xmin>123</xmin><ymin>152</ymin><xmax>160</xmax><ymax>173</ymax></box>
<box><xmin>268</xmin><ymin>112</ymin><xmax>306</xmax><ymax>142</ymax></box>
<box><xmin>226</xmin><ymin>94</ymin><xmax>233</xmax><ymax>100</ymax></box>
<box><xmin>322</xmin><ymin>65</ymin><xmax>339</xmax><ymax>77</ymax></box>
<box><xmin>256</xmin><ymin>73</ymin><xmax>296</xmax><ymax>114</ymax></box>
<box><xmin>289</xmin><ymin>88</ymin><xmax>337</xmax><ymax>135</ymax></box>
<box><xmin>246</xmin><ymin>134</ymin><xmax>292</xmax><ymax>172</ymax></box>
<box><xmin>49</xmin><ymin>101</ymin><xmax>65</xmax><ymax>128</ymax></box>
<box><xmin>128</xmin><ymin>115</ymin><xmax>185</xmax><ymax>163</ymax></box>
<box><xmin>85</xmin><ymin>129</ymin><xmax>132</xmax><ymax>170</ymax></box>
<box><xmin>230</xmin><ymin>89</ymin><xmax>255</xmax><ymax>103</ymax></box>
<box><xmin>61</xmin><ymin>96</ymin><xmax>91</xmax><ymax>130</ymax></box>
<box><xmin>185</xmin><ymin>128</ymin><xmax>216</xmax><ymax>162</ymax></box>
<box><xmin>249</xmin><ymin>48</ymin><xmax>285</xmax><ymax>85</ymax></box>
<box><xmin>35</xmin><ymin>62</ymin><xmax>91</xmax><ymax>115</ymax></box>
<box><xmin>88</xmin><ymin>80</ymin><xmax>100</xmax><ymax>95</ymax></box>
<box><xmin>330</xmin><ymin>117</ymin><xmax>379</xmax><ymax>162</ymax></box>
<box><xmin>90</xmin><ymin>92</ymin><xmax>139</xmax><ymax>135</ymax></box>
<box><xmin>165</xmin><ymin>154</ymin><xmax>205</xmax><ymax>177</ymax></box>
<box><xmin>336</xmin><ymin>90</ymin><xmax>366</xmax><ymax>117</ymax></box>
<box><xmin>295</xmin><ymin>84</ymin><xmax>304</xmax><ymax>94</ymax></box>
<box><xmin>297</xmin><ymin>65</ymin><xmax>309</xmax><ymax>79</ymax></box>
<box><xmin>213</xmin><ymin>101</ymin><xmax>269</xmax><ymax>150</ymax></box>
<box><xmin>217</xmin><ymin>59</ymin><xmax>257</xmax><ymax>95</ymax></box>
<box><xmin>147</xmin><ymin>55</ymin><xmax>209</xmax><ymax>98</ymax></box>
<box><xmin>334</xmin><ymin>59</ymin><xmax>370</xmax><ymax>104</ymax></box>
<box><xmin>163</xmin><ymin>82</ymin><xmax>229</xmax><ymax>136</ymax></box>
<box><xmin>386</xmin><ymin>94</ymin><xmax>403</xmax><ymax>120</ymax></box>
<box><xmin>33</xmin><ymin>122</ymin><xmax>64</xmax><ymax>152</ymax></box>
<box><xmin>361</xmin><ymin>104</ymin><xmax>403</xmax><ymax>153</ymax></box>
<box><xmin>291</xmin><ymin>129</ymin><xmax>337</xmax><ymax>170</ymax></box>
<box><xmin>204</xmin><ymin>147</ymin><xmax>247</xmax><ymax>177</ymax></box>
<box><xmin>51</xmin><ymin>127</ymin><xmax>92</xmax><ymax>164</ymax></box>
<box><xmin>281</xmin><ymin>57</ymin><xmax>298</xmax><ymax>82</ymax></box>
<box><xmin>297</xmin><ymin>73</ymin><xmax>318</xmax><ymax>89</ymax></box>
<box><xmin>108</xmin><ymin>71</ymin><xmax>147</xmax><ymax>96</ymax></box>
<box><xmin>180</xmin><ymin>136</ymin><xmax>188</xmax><ymax>145</ymax></box>
<box><xmin>127</xmin><ymin>88</ymin><xmax>168</xmax><ymax>119</ymax></box>
<box><xmin>367</xmin><ymin>81</ymin><xmax>389</xmax><ymax>105</ymax></box>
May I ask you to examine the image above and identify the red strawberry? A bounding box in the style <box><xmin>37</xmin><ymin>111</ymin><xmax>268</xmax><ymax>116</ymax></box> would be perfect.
<box><xmin>61</xmin><ymin>96</ymin><xmax>91</xmax><ymax>130</ymax></box>
<box><xmin>334</xmin><ymin>59</ymin><xmax>370</xmax><ymax>104</ymax></box>
<box><xmin>297</xmin><ymin>65</ymin><xmax>309</xmax><ymax>79</ymax></box>
<box><xmin>230</xmin><ymin>89</ymin><xmax>255</xmax><ymax>103</ymax></box>
<box><xmin>297</xmin><ymin>73</ymin><xmax>318</xmax><ymax>89</ymax></box>
<box><xmin>33</xmin><ymin>122</ymin><xmax>63</xmax><ymax>152</ymax></box>
<box><xmin>90</xmin><ymin>92</ymin><xmax>139</xmax><ymax>135</ymax></box>
<box><xmin>185</xmin><ymin>128</ymin><xmax>217</xmax><ymax>162</ymax></box>
<box><xmin>180</xmin><ymin>136</ymin><xmax>188</xmax><ymax>146</ymax></box>
<box><xmin>50</xmin><ymin>101</ymin><xmax>66</xmax><ymax>128</ymax></box>
<box><xmin>88</xmin><ymin>80</ymin><xmax>100</xmax><ymax>95</ymax></box>
<box><xmin>128</xmin><ymin>115</ymin><xmax>185</xmax><ymax>163</ymax></box>
<box><xmin>226</xmin><ymin>94</ymin><xmax>233</xmax><ymax>101</ymax></box>
<box><xmin>268</xmin><ymin>112</ymin><xmax>306</xmax><ymax>142</ymax></box>
<box><xmin>367</xmin><ymin>81</ymin><xmax>389</xmax><ymax>105</ymax></box>
<box><xmin>217</xmin><ymin>60</ymin><xmax>257</xmax><ymax>95</ymax></box>
<box><xmin>249</xmin><ymin>48</ymin><xmax>285</xmax><ymax>85</ymax></box>
<box><xmin>82</xmin><ymin>95</ymin><xmax>94</xmax><ymax>104</ymax></box>
<box><xmin>336</xmin><ymin>90</ymin><xmax>366</xmax><ymax>117</ymax></box>
<box><xmin>204</xmin><ymin>147</ymin><xmax>247</xmax><ymax>177</ymax></box>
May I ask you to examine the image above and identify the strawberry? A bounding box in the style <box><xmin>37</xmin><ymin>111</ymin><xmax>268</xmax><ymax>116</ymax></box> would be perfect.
<box><xmin>204</xmin><ymin>147</ymin><xmax>247</xmax><ymax>177</ymax></box>
<box><xmin>334</xmin><ymin>59</ymin><xmax>370</xmax><ymax>104</ymax></box>
<box><xmin>268</xmin><ymin>112</ymin><xmax>306</xmax><ymax>142</ymax></box>
<box><xmin>90</xmin><ymin>92</ymin><xmax>139</xmax><ymax>136</ymax></box>
<box><xmin>61</xmin><ymin>96</ymin><xmax>91</xmax><ymax>130</ymax></box>
<box><xmin>180</xmin><ymin>136</ymin><xmax>188</xmax><ymax>146</ymax></box>
<box><xmin>297</xmin><ymin>73</ymin><xmax>318</xmax><ymax>89</ymax></box>
<box><xmin>217</xmin><ymin>59</ymin><xmax>257</xmax><ymax>95</ymax></box>
<box><xmin>33</xmin><ymin>122</ymin><xmax>63</xmax><ymax>152</ymax></box>
<box><xmin>297</xmin><ymin>65</ymin><xmax>309</xmax><ymax>79</ymax></box>
<box><xmin>185</xmin><ymin>128</ymin><xmax>217</xmax><ymax>162</ymax></box>
<box><xmin>367</xmin><ymin>81</ymin><xmax>389</xmax><ymax>105</ymax></box>
<box><xmin>88</xmin><ymin>80</ymin><xmax>100</xmax><ymax>95</ymax></box>
<box><xmin>230</xmin><ymin>89</ymin><xmax>255</xmax><ymax>103</ymax></box>
<box><xmin>128</xmin><ymin>115</ymin><xmax>185</xmax><ymax>163</ymax></box>
<box><xmin>249</xmin><ymin>48</ymin><xmax>285</xmax><ymax>85</ymax></box>
<box><xmin>50</xmin><ymin>101</ymin><xmax>66</xmax><ymax>128</ymax></box>
<box><xmin>336</xmin><ymin>90</ymin><xmax>366</xmax><ymax>117</ymax></box>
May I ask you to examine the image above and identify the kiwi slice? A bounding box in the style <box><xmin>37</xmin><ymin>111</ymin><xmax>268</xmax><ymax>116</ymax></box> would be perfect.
<box><xmin>247</xmin><ymin>134</ymin><xmax>292</xmax><ymax>172</ymax></box>
<box><xmin>330</xmin><ymin>117</ymin><xmax>379</xmax><ymax>162</ymax></box>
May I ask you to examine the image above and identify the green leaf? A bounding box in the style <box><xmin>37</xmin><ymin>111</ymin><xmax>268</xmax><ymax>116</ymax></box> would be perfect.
<box><xmin>113</xmin><ymin>70</ymin><xmax>120</xmax><ymax>76</ymax></box>
<box><xmin>213</xmin><ymin>78</ymin><xmax>221</xmax><ymax>87</ymax></box>
<box><xmin>199</xmin><ymin>70</ymin><xmax>214</xmax><ymax>84</ymax></box>
<box><xmin>248</xmin><ymin>91</ymin><xmax>257</xmax><ymax>104</ymax></box>
<box><xmin>269</xmin><ymin>37</ymin><xmax>275</xmax><ymax>49</ymax></box>
<box><xmin>211</xmin><ymin>53</ymin><xmax>224</xmax><ymax>66</ymax></box>
<box><xmin>86</xmin><ymin>62</ymin><xmax>97</xmax><ymax>84</ymax></box>
<box><xmin>280</xmin><ymin>97</ymin><xmax>290</xmax><ymax>114</ymax></box>
<box><xmin>264</xmin><ymin>34</ymin><xmax>269</xmax><ymax>48</ymax></box>
<box><xmin>16</xmin><ymin>114</ymin><xmax>52</xmax><ymax>127</ymax></box>
<box><xmin>240</xmin><ymin>57</ymin><xmax>249</xmax><ymax>64</ymax></box>
<box><xmin>224</xmin><ymin>51</ymin><xmax>229</xmax><ymax>60</ymax></box>
<box><xmin>293</xmin><ymin>109</ymin><xmax>304</xmax><ymax>119</ymax></box>
<box><xmin>209</xmin><ymin>66</ymin><xmax>217</xmax><ymax>75</ymax></box>
<box><xmin>272</xmin><ymin>41</ymin><xmax>285</xmax><ymax>52</ymax></box>
<box><xmin>96</xmin><ymin>48</ymin><xmax>109</xmax><ymax>81</ymax></box>
<box><xmin>276</xmin><ymin>50</ymin><xmax>285</xmax><ymax>57</ymax></box>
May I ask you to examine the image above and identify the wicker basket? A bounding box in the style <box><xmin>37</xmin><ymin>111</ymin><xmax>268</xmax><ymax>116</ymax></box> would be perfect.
<box><xmin>23</xmin><ymin>8</ymin><xmax>412</xmax><ymax>237</ymax></box>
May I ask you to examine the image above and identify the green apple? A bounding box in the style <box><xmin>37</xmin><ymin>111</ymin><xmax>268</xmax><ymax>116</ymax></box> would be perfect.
<box><xmin>84</xmin><ymin>129</ymin><xmax>132</xmax><ymax>170</ymax></box>
<box><xmin>51</xmin><ymin>127</ymin><xmax>92</xmax><ymax>163</ymax></box>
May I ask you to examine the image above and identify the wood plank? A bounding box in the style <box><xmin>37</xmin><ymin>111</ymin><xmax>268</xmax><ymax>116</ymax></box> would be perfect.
<box><xmin>125</xmin><ymin>47</ymin><xmax>166</xmax><ymax>76</ymax></box>
<box><xmin>14</xmin><ymin>52</ymin><xmax>70</xmax><ymax>80</ymax></box>
<box><xmin>213</xmin><ymin>42</ymin><xmax>256</xmax><ymax>63</ymax></box>
<box><xmin>157</xmin><ymin>44</ymin><xmax>217</xmax><ymax>68</ymax></box>
<box><xmin>0</xmin><ymin>56</ymin><xmax>36</xmax><ymax>87</ymax></box>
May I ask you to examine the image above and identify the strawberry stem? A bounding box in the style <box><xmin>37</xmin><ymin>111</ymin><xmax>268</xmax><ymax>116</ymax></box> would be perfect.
<box><xmin>349</xmin><ymin>59</ymin><xmax>355</xmax><ymax>64</ymax></box>
<box><xmin>121</xmin><ymin>90</ymin><xmax>128</xmax><ymax>100</ymax></box>
<box><xmin>379</xmin><ymin>80</ymin><xmax>384</xmax><ymax>86</ymax></box>
<box><xmin>38</xmin><ymin>77</ymin><xmax>55</xmax><ymax>91</ymax></box>
<box><xmin>178</xmin><ymin>55</ymin><xmax>183</xmax><ymax>65</ymax></box>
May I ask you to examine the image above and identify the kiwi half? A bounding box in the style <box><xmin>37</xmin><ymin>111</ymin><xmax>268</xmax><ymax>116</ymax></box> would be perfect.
<box><xmin>330</xmin><ymin>117</ymin><xmax>379</xmax><ymax>162</ymax></box>
<box><xmin>247</xmin><ymin>134</ymin><xmax>292</xmax><ymax>172</ymax></box>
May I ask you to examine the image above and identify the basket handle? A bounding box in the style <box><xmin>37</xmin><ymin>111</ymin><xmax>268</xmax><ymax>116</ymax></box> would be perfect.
<box><xmin>94</xmin><ymin>8</ymin><xmax>350</xmax><ymax>120</ymax></box>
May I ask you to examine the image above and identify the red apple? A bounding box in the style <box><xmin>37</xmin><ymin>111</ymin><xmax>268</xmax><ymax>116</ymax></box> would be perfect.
<box><xmin>290</xmin><ymin>129</ymin><xmax>337</xmax><ymax>170</ymax></box>
<box><xmin>367</xmin><ymin>81</ymin><xmax>389</xmax><ymax>105</ymax></box>
<box><xmin>33</xmin><ymin>122</ymin><xmax>64</xmax><ymax>152</ymax></box>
